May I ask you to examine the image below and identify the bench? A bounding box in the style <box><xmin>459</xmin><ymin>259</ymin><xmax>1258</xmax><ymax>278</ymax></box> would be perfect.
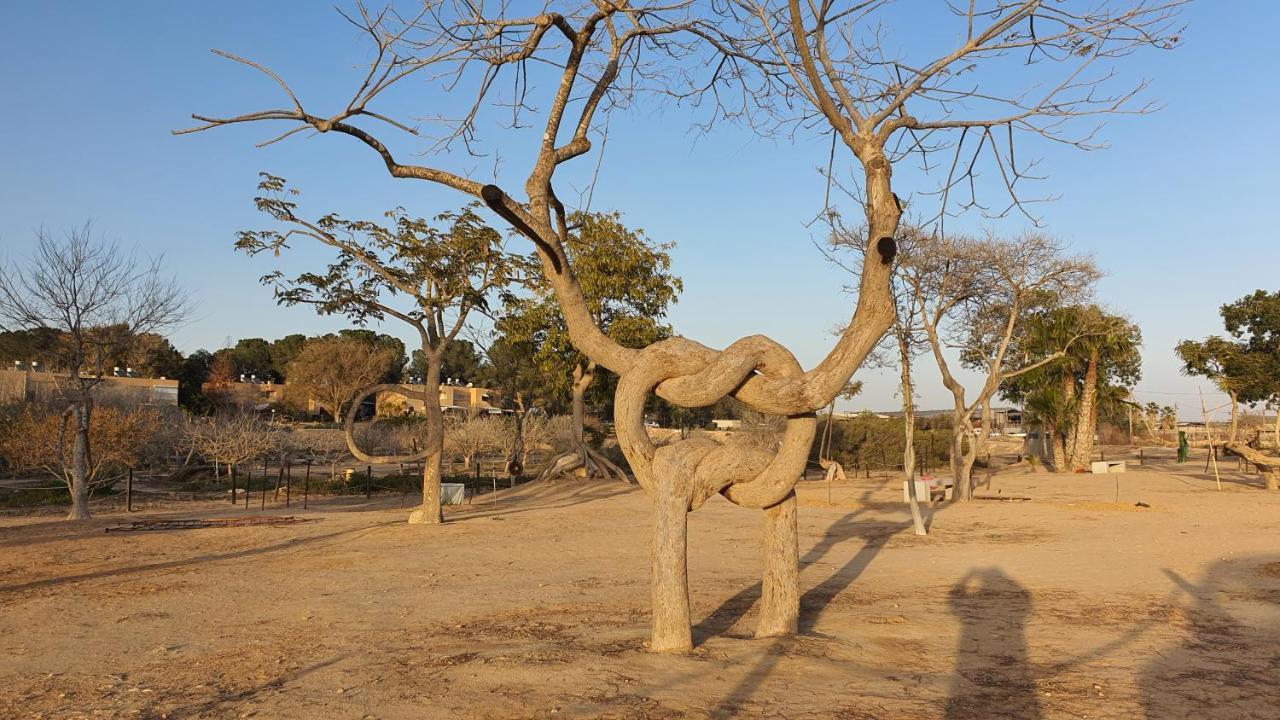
<box><xmin>904</xmin><ymin>476</ymin><xmax>953</xmax><ymax>503</ymax></box>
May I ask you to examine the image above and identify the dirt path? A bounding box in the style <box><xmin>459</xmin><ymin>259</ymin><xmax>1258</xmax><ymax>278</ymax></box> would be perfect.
<box><xmin>2</xmin><ymin>463</ymin><xmax>1277</xmax><ymax>719</ymax></box>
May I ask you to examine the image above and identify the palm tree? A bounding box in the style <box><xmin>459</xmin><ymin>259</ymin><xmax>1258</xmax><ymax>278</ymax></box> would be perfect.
<box><xmin>999</xmin><ymin>306</ymin><xmax>1141</xmax><ymax>472</ymax></box>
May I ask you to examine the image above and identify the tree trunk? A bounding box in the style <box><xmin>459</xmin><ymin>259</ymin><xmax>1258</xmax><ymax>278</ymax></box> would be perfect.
<box><xmin>757</xmin><ymin>491</ymin><xmax>799</xmax><ymax>637</ymax></box>
<box><xmin>571</xmin><ymin>361</ymin><xmax>596</xmax><ymax>475</ymax></box>
<box><xmin>649</xmin><ymin>476</ymin><xmax>692</xmax><ymax>653</ymax></box>
<box><xmin>1061</xmin><ymin>372</ymin><xmax>1078</xmax><ymax>471</ymax></box>
<box><xmin>409</xmin><ymin>362</ymin><xmax>445</xmax><ymax>525</ymax></box>
<box><xmin>67</xmin><ymin>400</ymin><xmax>92</xmax><ymax>520</ymax></box>
<box><xmin>897</xmin><ymin>331</ymin><xmax>926</xmax><ymax>535</ymax></box>
<box><xmin>1224</xmin><ymin>441</ymin><xmax>1279</xmax><ymax>491</ymax></box>
<box><xmin>1069</xmin><ymin>352</ymin><xmax>1099</xmax><ymax>472</ymax></box>
<box><xmin>1228</xmin><ymin>390</ymin><xmax>1239</xmax><ymax>444</ymax></box>
<box><xmin>951</xmin><ymin>424</ymin><xmax>977</xmax><ymax>501</ymax></box>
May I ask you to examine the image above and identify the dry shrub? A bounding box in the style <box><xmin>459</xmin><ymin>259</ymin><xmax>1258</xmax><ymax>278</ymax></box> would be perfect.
<box><xmin>0</xmin><ymin>403</ymin><xmax>175</xmax><ymax>485</ymax></box>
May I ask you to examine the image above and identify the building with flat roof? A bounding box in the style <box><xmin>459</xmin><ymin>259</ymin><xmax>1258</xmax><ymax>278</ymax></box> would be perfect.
<box><xmin>1</xmin><ymin>368</ymin><xmax>178</xmax><ymax>407</ymax></box>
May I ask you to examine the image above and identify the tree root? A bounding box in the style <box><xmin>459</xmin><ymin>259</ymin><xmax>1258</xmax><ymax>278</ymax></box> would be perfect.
<box><xmin>537</xmin><ymin>443</ymin><xmax>631</xmax><ymax>484</ymax></box>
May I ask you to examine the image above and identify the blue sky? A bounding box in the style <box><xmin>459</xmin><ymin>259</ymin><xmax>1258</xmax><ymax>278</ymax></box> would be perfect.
<box><xmin>1</xmin><ymin>2</ymin><xmax>1277</xmax><ymax>417</ymax></box>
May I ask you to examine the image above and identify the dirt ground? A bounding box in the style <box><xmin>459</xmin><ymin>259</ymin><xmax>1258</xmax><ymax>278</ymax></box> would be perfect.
<box><xmin>2</xmin><ymin>451</ymin><xmax>1278</xmax><ymax>719</ymax></box>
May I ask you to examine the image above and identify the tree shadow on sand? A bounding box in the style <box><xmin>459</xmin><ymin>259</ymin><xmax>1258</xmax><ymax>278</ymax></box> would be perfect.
<box><xmin>692</xmin><ymin>482</ymin><xmax>927</xmax><ymax>644</ymax></box>
<box><xmin>944</xmin><ymin>567</ymin><xmax>1042</xmax><ymax>720</ymax></box>
<box><xmin>1139</xmin><ymin>558</ymin><xmax>1280</xmax><ymax>719</ymax></box>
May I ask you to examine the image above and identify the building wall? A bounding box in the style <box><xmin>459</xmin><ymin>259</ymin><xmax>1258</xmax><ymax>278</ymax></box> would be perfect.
<box><xmin>376</xmin><ymin>384</ymin><xmax>501</xmax><ymax>416</ymax></box>
<box><xmin>0</xmin><ymin>370</ymin><xmax>178</xmax><ymax>407</ymax></box>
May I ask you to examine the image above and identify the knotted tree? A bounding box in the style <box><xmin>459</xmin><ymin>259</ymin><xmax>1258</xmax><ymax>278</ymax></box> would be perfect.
<box><xmin>182</xmin><ymin>1</ymin><xmax>1180</xmax><ymax>651</ymax></box>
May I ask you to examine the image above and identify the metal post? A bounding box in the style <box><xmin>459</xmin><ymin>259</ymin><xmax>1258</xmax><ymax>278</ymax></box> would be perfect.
<box><xmin>366</xmin><ymin>465</ymin><xmax>372</xmax><ymax>499</ymax></box>
<box><xmin>1139</xmin><ymin>448</ymin><xmax>1144</xmax><ymax>466</ymax></box>
<box><xmin>127</xmin><ymin>467</ymin><xmax>133</xmax><ymax>512</ymax></box>
<box><xmin>261</xmin><ymin>466</ymin><xmax>267</xmax><ymax>510</ymax></box>
<box><xmin>285</xmin><ymin>461</ymin><xmax>291</xmax><ymax>508</ymax></box>
<box><xmin>274</xmin><ymin>466</ymin><xmax>283</xmax><ymax>505</ymax></box>
<box><xmin>230</xmin><ymin>465</ymin><xmax>237</xmax><ymax>504</ymax></box>
<box><xmin>303</xmin><ymin>461</ymin><xmax>311</xmax><ymax>509</ymax></box>
<box><xmin>245</xmin><ymin>469</ymin><xmax>251</xmax><ymax>509</ymax></box>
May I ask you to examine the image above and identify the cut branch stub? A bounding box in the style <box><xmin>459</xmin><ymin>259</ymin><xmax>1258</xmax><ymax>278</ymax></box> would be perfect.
<box><xmin>343</xmin><ymin>383</ymin><xmax>436</xmax><ymax>464</ymax></box>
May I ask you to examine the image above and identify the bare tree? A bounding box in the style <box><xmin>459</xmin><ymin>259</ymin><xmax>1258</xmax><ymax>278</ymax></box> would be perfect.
<box><xmin>444</xmin><ymin>409</ymin><xmax>505</xmax><ymax>469</ymax></box>
<box><xmin>889</xmin><ymin>231</ymin><xmax>1098</xmax><ymax>498</ymax></box>
<box><xmin>0</xmin><ymin>227</ymin><xmax>187</xmax><ymax>519</ymax></box>
<box><xmin>181</xmin><ymin>1</ymin><xmax>1180</xmax><ymax>651</ymax></box>
<box><xmin>184</xmin><ymin>412</ymin><xmax>285</xmax><ymax>480</ymax></box>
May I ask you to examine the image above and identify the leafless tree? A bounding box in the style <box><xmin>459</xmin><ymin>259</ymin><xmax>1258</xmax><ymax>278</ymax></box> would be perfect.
<box><xmin>894</xmin><ymin>230</ymin><xmax>1099</xmax><ymax>499</ymax></box>
<box><xmin>444</xmin><ymin>409</ymin><xmax>505</xmax><ymax>469</ymax></box>
<box><xmin>180</xmin><ymin>0</ymin><xmax>1180</xmax><ymax>651</ymax></box>
<box><xmin>0</xmin><ymin>226</ymin><xmax>187</xmax><ymax>519</ymax></box>
<box><xmin>184</xmin><ymin>412</ymin><xmax>286</xmax><ymax>479</ymax></box>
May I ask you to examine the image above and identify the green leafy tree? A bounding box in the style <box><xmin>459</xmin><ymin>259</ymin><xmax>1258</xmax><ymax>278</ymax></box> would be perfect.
<box><xmin>269</xmin><ymin>333</ymin><xmax>308</xmax><ymax>380</ymax></box>
<box><xmin>412</xmin><ymin>339</ymin><xmax>482</xmax><ymax>384</ymax></box>
<box><xmin>494</xmin><ymin>211</ymin><xmax>681</xmax><ymax>481</ymax></box>
<box><xmin>283</xmin><ymin>335</ymin><xmax>402</xmax><ymax>421</ymax></box>
<box><xmin>1002</xmin><ymin>306</ymin><xmax>1141</xmax><ymax>471</ymax></box>
<box><xmin>237</xmin><ymin>174</ymin><xmax>527</xmax><ymax>524</ymax></box>
<box><xmin>1181</xmin><ymin>290</ymin><xmax>1280</xmax><ymax>450</ymax></box>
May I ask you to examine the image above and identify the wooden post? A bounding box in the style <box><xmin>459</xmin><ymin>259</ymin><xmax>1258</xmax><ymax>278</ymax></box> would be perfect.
<box><xmin>230</xmin><ymin>464</ymin><xmax>237</xmax><ymax>504</ymax></box>
<box><xmin>303</xmin><ymin>461</ymin><xmax>311</xmax><ymax>509</ymax></box>
<box><xmin>285</xmin><ymin>461</ymin><xmax>291</xmax><ymax>508</ymax></box>
<box><xmin>126</xmin><ymin>467</ymin><xmax>134</xmax><ymax>512</ymax></box>
<box><xmin>1139</xmin><ymin>448</ymin><xmax>1144</xmax><ymax>466</ymax></box>
<box><xmin>365</xmin><ymin>465</ymin><xmax>372</xmax><ymax>499</ymax></box>
<box><xmin>245</xmin><ymin>469</ymin><xmax>251</xmax><ymax>509</ymax></box>
<box><xmin>1199</xmin><ymin>387</ymin><xmax>1223</xmax><ymax>491</ymax></box>
<box><xmin>261</xmin><ymin>468</ymin><xmax>267</xmax><ymax>510</ymax></box>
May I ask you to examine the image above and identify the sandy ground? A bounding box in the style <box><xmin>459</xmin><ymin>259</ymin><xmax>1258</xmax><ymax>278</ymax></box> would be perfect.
<box><xmin>2</xmin><ymin>452</ymin><xmax>1278</xmax><ymax>719</ymax></box>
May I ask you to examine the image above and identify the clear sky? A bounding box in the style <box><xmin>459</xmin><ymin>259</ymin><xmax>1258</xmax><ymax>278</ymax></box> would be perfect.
<box><xmin>1</xmin><ymin>2</ymin><xmax>1276</xmax><ymax>418</ymax></box>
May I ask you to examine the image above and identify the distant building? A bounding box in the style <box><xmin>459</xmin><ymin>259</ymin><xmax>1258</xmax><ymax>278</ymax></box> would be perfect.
<box><xmin>200</xmin><ymin>378</ymin><xmax>285</xmax><ymax>412</ymax></box>
<box><xmin>1</xmin><ymin>368</ymin><xmax>178</xmax><ymax>407</ymax></box>
<box><xmin>376</xmin><ymin>382</ymin><xmax>502</xmax><ymax>416</ymax></box>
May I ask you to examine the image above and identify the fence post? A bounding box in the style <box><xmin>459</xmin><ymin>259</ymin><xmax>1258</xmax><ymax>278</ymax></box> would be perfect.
<box><xmin>261</xmin><ymin>468</ymin><xmax>267</xmax><ymax>511</ymax></box>
<box><xmin>127</xmin><ymin>467</ymin><xmax>134</xmax><ymax>513</ymax></box>
<box><xmin>274</xmin><ymin>466</ymin><xmax>283</xmax><ymax>505</ymax></box>
<box><xmin>230</xmin><ymin>464</ymin><xmax>237</xmax><ymax>505</ymax></box>
<box><xmin>366</xmin><ymin>465</ymin><xmax>372</xmax><ymax>499</ymax></box>
<box><xmin>245</xmin><ymin>469</ymin><xmax>251</xmax><ymax>509</ymax></box>
<box><xmin>303</xmin><ymin>461</ymin><xmax>311</xmax><ymax>510</ymax></box>
<box><xmin>1139</xmin><ymin>448</ymin><xmax>1144</xmax><ymax>466</ymax></box>
<box><xmin>285</xmin><ymin>461</ymin><xmax>291</xmax><ymax>508</ymax></box>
